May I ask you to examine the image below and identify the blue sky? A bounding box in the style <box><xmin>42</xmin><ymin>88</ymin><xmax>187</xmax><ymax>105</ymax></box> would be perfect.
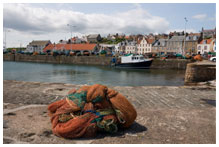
<box><xmin>3</xmin><ymin>3</ymin><xmax>216</xmax><ymax>47</ymax></box>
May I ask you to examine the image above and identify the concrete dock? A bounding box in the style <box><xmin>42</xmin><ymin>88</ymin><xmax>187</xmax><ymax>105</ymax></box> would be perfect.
<box><xmin>3</xmin><ymin>80</ymin><xmax>216</xmax><ymax>144</ymax></box>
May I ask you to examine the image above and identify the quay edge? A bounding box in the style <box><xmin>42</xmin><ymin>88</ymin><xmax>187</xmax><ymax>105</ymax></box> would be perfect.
<box><xmin>3</xmin><ymin>54</ymin><xmax>193</xmax><ymax>69</ymax></box>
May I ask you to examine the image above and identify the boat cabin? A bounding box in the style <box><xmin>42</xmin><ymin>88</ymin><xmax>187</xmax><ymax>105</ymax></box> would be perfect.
<box><xmin>121</xmin><ymin>54</ymin><xmax>146</xmax><ymax>63</ymax></box>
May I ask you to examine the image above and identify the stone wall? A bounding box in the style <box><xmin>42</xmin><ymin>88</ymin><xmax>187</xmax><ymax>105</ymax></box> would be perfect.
<box><xmin>184</xmin><ymin>62</ymin><xmax>216</xmax><ymax>84</ymax></box>
<box><xmin>3</xmin><ymin>54</ymin><xmax>15</xmax><ymax>61</ymax></box>
<box><xmin>4</xmin><ymin>54</ymin><xmax>193</xmax><ymax>69</ymax></box>
<box><xmin>5</xmin><ymin>54</ymin><xmax>113</xmax><ymax>65</ymax></box>
<box><xmin>150</xmin><ymin>59</ymin><xmax>192</xmax><ymax>69</ymax></box>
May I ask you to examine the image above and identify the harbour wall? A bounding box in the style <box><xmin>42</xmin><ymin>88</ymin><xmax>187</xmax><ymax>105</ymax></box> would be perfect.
<box><xmin>184</xmin><ymin>62</ymin><xmax>216</xmax><ymax>84</ymax></box>
<box><xmin>150</xmin><ymin>59</ymin><xmax>192</xmax><ymax>70</ymax></box>
<box><xmin>4</xmin><ymin>54</ymin><xmax>193</xmax><ymax>69</ymax></box>
<box><xmin>4</xmin><ymin>54</ymin><xmax>112</xmax><ymax>66</ymax></box>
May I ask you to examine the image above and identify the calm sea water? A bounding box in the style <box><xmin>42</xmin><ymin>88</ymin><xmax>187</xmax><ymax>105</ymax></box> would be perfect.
<box><xmin>3</xmin><ymin>61</ymin><xmax>185</xmax><ymax>86</ymax></box>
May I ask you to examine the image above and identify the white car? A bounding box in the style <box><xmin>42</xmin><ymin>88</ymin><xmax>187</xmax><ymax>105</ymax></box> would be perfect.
<box><xmin>209</xmin><ymin>56</ymin><xmax>216</xmax><ymax>62</ymax></box>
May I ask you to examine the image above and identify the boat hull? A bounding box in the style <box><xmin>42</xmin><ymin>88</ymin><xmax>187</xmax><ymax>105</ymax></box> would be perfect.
<box><xmin>115</xmin><ymin>60</ymin><xmax>153</xmax><ymax>69</ymax></box>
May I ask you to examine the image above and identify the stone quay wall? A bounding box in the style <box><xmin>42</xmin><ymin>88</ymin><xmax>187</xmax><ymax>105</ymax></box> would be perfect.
<box><xmin>3</xmin><ymin>54</ymin><xmax>193</xmax><ymax>69</ymax></box>
<box><xmin>3</xmin><ymin>54</ymin><xmax>15</xmax><ymax>61</ymax></box>
<box><xmin>184</xmin><ymin>62</ymin><xmax>216</xmax><ymax>84</ymax></box>
<box><xmin>150</xmin><ymin>59</ymin><xmax>192</xmax><ymax>69</ymax></box>
<box><xmin>4</xmin><ymin>54</ymin><xmax>113</xmax><ymax>66</ymax></box>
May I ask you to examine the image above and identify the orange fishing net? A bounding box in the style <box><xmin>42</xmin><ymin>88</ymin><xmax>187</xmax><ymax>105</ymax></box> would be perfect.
<box><xmin>48</xmin><ymin>84</ymin><xmax>137</xmax><ymax>138</ymax></box>
<box><xmin>193</xmin><ymin>54</ymin><xmax>203</xmax><ymax>61</ymax></box>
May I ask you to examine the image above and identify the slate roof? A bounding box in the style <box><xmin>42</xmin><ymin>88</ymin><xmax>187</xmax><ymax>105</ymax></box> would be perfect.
<box><xmin>87</xmin><ymin>34</ymin><xmax>100</xmax><ymax>39</ymax></box>
<box><xmin>168</xmin><ymin>36</ymin><xmax>184</xmax><ymax>42</ymax></box>
<box><xmin>29</xmin><ymin>40</ymin><xmax>51</xmax><ymax>46</ymax></box>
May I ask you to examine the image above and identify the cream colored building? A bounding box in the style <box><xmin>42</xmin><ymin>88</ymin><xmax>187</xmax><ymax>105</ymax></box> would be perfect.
<box><xmin>137</xmin><ymin>37</ymin><xmax>154</xmax><ymax>54</ymax></box>
<box><xmin>197</xmin><ymin>39</ymin><xmax>213</xmax><ymax>55</ymax></box>
<box><xmin>125</xmin><ymin>41</ymin><xmax>137</xmax><ymax>54</ymax></box>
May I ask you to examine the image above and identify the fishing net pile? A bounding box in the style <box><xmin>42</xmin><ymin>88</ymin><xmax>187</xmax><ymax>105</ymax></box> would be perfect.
<box><xmin>48</xmin><ymin>84</ymin><xmax>137</xmax><ymax>138</ymax></box>
<box><xmin>193</xmin><ymin>54</ymin><xmax>203</xmax><ymax>61</ymax></box>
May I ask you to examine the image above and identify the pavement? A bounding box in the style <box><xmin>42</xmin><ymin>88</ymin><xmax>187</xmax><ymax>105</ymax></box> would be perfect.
<box><xmin>3</xmin><ymin>80</ymin><xmax>216</xmax><ymax>144</ymax></box>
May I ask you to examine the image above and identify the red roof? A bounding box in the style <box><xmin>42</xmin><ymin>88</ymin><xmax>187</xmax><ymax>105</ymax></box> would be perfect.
<box><xmin>188</xmin><ymin>33</ymin><xmax>201</xmax><ymax>36</ymax></box>
<box><xmin>146</xmin><ymin>38</ymin><xmax>155</xmax><ymax>44</ymax></box>
<box><xmin>71</xmin><ymin>38</ymin><xmax>76</xmax><ymax>41</ymax></box>
<box><xmin>137</xmin><ymin>37</ymin><xmax>154</xmax><ymax>44</ymax></box>
<box><xmin>43</xmin><ymin>43</ymin><xmax>97</xmax><ymax>52</ymax></box>
<box><xmin>125</xmin><ymin>36</ymin><xmax>130</xmax><ymax>39</ymax></box>
<box><xmin>200</xmin><ymin>39</ymin><xmax>212</xmax><ymax>44</ymax></box>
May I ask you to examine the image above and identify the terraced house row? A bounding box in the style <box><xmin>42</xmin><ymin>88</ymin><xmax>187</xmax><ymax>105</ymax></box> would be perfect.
<box><xmin>24</xmin><ymin>28</ymin><xmax>216</xmax><ymax>55</ymax></box>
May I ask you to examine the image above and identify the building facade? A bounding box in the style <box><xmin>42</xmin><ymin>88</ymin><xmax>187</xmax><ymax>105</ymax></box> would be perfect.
<box><xmin>87</xmin><ymin>34</ymin><xmax>102</xmax><ymax>43</ymax></box>
<box><xmin>125</xmin><ymin>41</ymin><xmax>137</xmax><ymax>54</ymax></box>
<box><xmin>184</xmin><ymin>33</ymin><xmax>201</xmax><ymax>54</ymax></box>
<box><xmin>26</xmin><ymin>40</ymin><xmax>51</xmax><ymax>53</ymax></box>
<box><xmin>197</xmin><ymin>39</ymin><xmax>212</xmax><ymax>55</ymax></box>
<box><xmin>166</xmin><ymin>36</ymin><xmax>184</xmax><ymax>54</ymax></box>
<box><xmin>202</xmin><ymin>28</ymin><xmax>216</xmax><ymax>39</ymax></box>
<box><xmin>151</xmin><ymin>39</ymin><xmax>168</xmax><ymax>55</ymax></box>
<box><xmin>137</xmin><ymin>37</ymin><xmax>154</xmax><ymax>54</ymax></box>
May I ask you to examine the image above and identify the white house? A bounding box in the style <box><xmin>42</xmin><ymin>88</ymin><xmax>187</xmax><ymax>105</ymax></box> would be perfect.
<box><xmin>26</xmin><ymin>40</ymin><xmax>51</xmax><ymax>53</ymax></box>
<box><xmin>137</xmin><ymin>37</ymin><xmax>154</xmax><ymax>54</ymax></box>
<box><xmin>125</xmin><ymin>41</ymin><xmax>137</xmax><ymax>54</ymax></box>
<box><xmin>114</xmin><ymin>44</ymin><xmax>120</xmax><ymax>53</ymax></box>
<box><xmin>197</xmin><ymin>39</ymin><xmax>212</xmax><ymax>55</ymax></box>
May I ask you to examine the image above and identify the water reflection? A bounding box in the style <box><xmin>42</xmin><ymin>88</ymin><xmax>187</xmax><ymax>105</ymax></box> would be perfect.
<box><xmin>4</xmin><ymin>61</ymin><xmax>185</xmax><ymax>86</ymax></box>
<box><xmin>52</xmin><ymin>69</ymin><xmax>88</xmax><ymax>75</ymax></box>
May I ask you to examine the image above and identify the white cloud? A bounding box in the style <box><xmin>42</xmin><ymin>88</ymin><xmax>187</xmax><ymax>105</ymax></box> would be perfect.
<box><xmin>192</xmin><ymin>14</ymin><xmax>207</xmax><ymax>20</ymax></box>
<box><xmin>3</xmin><ymin>3</ymin><xmax>170</xmax><ymax>47</ymax></box>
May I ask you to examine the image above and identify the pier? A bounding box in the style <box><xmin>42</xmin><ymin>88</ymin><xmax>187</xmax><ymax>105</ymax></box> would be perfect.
<box><xmin>3</xmin><ymin>80</ymin><xmax>216</xmax><ymax>144</ymax></box>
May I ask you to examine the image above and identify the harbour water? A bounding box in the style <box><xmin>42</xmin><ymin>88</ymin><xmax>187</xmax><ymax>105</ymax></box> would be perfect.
<box><xmin>3</xmin><ymin>61</ymin><xmax>186</xmax><ymax>86</ymax></box>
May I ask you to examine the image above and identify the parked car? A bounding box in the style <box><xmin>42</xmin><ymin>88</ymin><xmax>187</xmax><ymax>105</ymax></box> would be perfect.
<box><xmin>209</xmin><ymin>56</ymin><xmax>216</xmax><ymax>62</ymax></box>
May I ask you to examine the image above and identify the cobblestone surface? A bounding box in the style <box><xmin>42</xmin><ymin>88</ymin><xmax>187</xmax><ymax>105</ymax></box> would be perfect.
<box><xmin>3</xmin><ymin>80</ymin><xmax>216</xmax><ymax>144</ymax></box>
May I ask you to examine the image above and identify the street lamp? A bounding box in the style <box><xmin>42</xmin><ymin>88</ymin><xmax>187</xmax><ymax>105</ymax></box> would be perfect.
<box><xmin>18</xmin><ymin>40</ymin><xmax>22</xmax><ymax>52</ymax></box>
<box><xmin>183</xmin><ymin>17</ymin><xmax>188</xmax><ymax>56</ymax></box>
<box><xmin>67</xmin><ymin>24</ymin><xmax>76</xmax><ymax>51</ymax></box>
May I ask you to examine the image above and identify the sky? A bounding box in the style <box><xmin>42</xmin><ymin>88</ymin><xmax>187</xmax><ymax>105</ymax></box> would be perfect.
<box><xmin>3</xmin><ymin>3</ymin><xmax>216</xmax><ymax>48</ymax></box>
